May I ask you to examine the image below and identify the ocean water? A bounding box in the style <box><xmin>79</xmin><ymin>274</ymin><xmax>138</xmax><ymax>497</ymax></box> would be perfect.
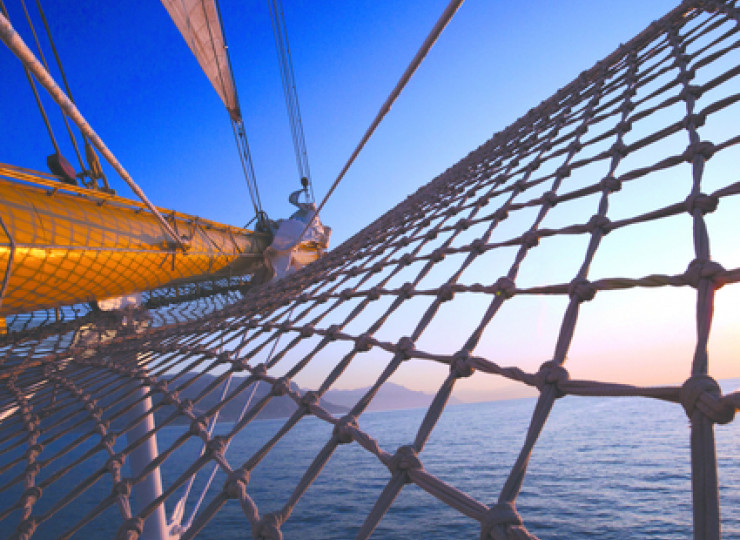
<box><xmin>2</xmin><ymin>380</ymin><xmax>739</xmax><ymax>539</ymax></box>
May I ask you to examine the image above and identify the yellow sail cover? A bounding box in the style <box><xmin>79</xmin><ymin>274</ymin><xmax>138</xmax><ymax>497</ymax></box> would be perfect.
<box><xmin>0</xmin><ymin>165</ymin><xmax>269</xmax><ymax>316</ymax></box>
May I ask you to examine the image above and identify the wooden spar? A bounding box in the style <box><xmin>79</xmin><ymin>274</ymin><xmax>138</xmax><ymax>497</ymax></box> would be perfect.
<box><xmin>0</xmin><ymin>10</ymin><xmax>188</xmax><ymax>252</ymax></box>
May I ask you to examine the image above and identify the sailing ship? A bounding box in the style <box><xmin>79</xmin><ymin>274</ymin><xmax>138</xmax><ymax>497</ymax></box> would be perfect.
<box><xmin>1</xmin><ymin>0</ymin><xmax>739</xmax><ymax>539</ymax></box>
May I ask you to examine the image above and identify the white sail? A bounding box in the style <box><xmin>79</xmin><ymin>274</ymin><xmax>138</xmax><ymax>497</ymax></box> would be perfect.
<box><xmin>161</xmin><ymin>0</ymin><xmax>240</xmax><ymax>120</ymax></box>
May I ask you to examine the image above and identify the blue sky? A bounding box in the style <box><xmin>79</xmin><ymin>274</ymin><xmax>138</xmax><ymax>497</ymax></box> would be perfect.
<box><xmin>2</xmin><ymin>0</ymin><xmax>681</xmax><ymax>244</ymax></box>
<box><xmin>3</xmin><ymin>1</ymin><xmax>738</xmax><ymax>399</ymax></box>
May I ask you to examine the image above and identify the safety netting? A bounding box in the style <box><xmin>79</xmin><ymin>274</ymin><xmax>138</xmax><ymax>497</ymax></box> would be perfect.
<box><xmin>2</xmin><ymin>0</ymin><xmax>740</xmax><ymax>538</ymax></box>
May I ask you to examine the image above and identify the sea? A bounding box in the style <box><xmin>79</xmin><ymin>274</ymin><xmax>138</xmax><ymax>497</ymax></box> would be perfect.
<box><xmin>3</xmin><ymin>379</ymin><xmax>739</xmax><ymax>539</ymax></box>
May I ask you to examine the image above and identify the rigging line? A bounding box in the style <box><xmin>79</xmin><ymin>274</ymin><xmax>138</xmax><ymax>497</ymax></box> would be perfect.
<box><xmin>0</xmin><ymin>10</ymin><xmax>188</xmax><ymax>251</ymax></box>
<box><xmin>31</xmin><ymin>0</ymin><xmax>86</xmax><ymax>172</ymax></box>
<box><xmin>1</xmin><ymin>0</ymin><xmax>59</xmax><ymax>156</ymax></box>
<box><xmin>268</xmin><ymin>0</ymin><xmax>314</xmax><ymax>201</ymax></box>
<box><xmin>176</xmin><ymin>0</ymin><xmax>262</xmax><ymax>216</ymax></box>
<box><xmin>277</xmin><ymin>0</ymin><xmax>312</xmax><ymax>197</ymax></box>
<box><xmin>230</xmin><ymin>119</ymin><xmax>261</xmax><ymax>217</ymax></box>
<box><xmin>297</xmin><ymin>0</ymin><xmax>466</xmax><ymax>246</ymax></box>
<box><xmin>208</xmin><ymin>0</ymin><xmax>266</xmax><ymax>218</ymax></box>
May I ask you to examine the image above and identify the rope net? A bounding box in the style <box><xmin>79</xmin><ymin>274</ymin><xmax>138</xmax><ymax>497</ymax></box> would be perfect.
<box><xmin>2</xmin><ymin>0</ymin><xmax>740</xmax><ymax>538</ymax></box>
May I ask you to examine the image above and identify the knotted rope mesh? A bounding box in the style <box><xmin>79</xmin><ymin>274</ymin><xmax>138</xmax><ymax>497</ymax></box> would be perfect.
<box><xmin>2</xmin><ymin>0</ymin><xmax>740</xmax><ymax>538</ymax></box>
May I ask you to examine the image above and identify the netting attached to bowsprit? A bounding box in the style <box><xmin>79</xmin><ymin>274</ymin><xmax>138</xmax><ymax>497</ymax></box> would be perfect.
<box><xmin>2</xmin><ymin>1</ymin><xmax>740</xmax><ymax>538</ymax></box>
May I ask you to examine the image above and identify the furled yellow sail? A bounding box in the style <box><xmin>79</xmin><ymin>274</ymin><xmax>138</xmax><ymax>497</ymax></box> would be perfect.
<box><xmin>161</xmin><ymin>0</ymin><xmax>240</xmax><ymax>120</ymax></box>
<box><xmin>0</xmin><ymin>164</ymin><xmax>269</xmax><ymax>316</ymax></box>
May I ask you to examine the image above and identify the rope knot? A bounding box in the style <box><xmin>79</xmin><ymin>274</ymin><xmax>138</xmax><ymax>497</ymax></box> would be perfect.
<box><xmin>684</xmin><ymin>192</ymin><xmax>718</xmax><ymax>215</ymax></box>
<box><xmin>541</xmin><ymin>191</ymin><xmax>558</xmax><ymax>208</ymax></box>
<box><xmin>326</xmin><ymin>324</ymin><xmax>342</xmax><ymax>341</ymax></box>
<box><xmin>26</xmin><ymin>444</ymin><xmax>43</xmax><ymax>461</ymax></box>
<box><xmin>617</xmin><ymin>119</ymin><xmax>632</xmax><ymax>134</ymax></box>
<box><xmin>396</xmin><ymin>337</ymin><xmax>416</xmax><ymax>360</ymax></box>
<box><xmin>117</xmin><ymin>517</ymin><xmax>143</xmax><ymax>540</ymax></box>
<box><xmin>300</xmin><ymin>324</ymin><xmax>315</xmax><ymax>338</ymax></box>
<box><xmin>430</xmin><ymin>248</ymin><xmax>446</xmax><ymax>262</ymax></box>
<box><xmin>493</xmin><ymin>277</ymin><xmax>516</xmax><ymax>299</ymax></box>
<box><xmin>25</xmin><ymin>462</ymin><xmax>41</xmax><ymax>477</ymax></box>
<box><xmin>520</xmin><ymin>231</ymin><xmax>539</xmax><ymax>248</ymax></box>
<box><xmin>555</xmin><ymin>164</ymin><xmax>571</xmax><ymax>178</ymax></box>
<box><xmin>513</xmin><ymin>179</ymin><xmax>528</xmax><ymax>193</ymax></box>
<box><xmin>610</xmin><ymin>140</ymin><xmax>629</xmax><ymax>159</ymax></box>
<box><xmin>17</xmin><ymin>518</ymin><xmax>37</xmax><ymax>539</ymax></box>
<box><xmin>683</xmin><ymin>258</ymin><xmax>727</xmax><ymax>289</ymax></box>
<box><xmin>254</xmin><ymin>513</ymin><xmax>284</xmax><ymax>540</ymax></box>
<box><xmin>107</xmin><ymin>454</ymin><xmax>125</xmax><ymax>474</ymax></box>
<box><xmin>301</xmin><ymin>391</ymin><xmax>320</xmax><ymax>409</ymax></box>
<box><xmin>494</xmin><ymin>208</ymin><xmax>509</xmax><ymax>222</ymax></box>
<box><xmin>355</xmin><ymin>333</ymin><xmax>374</xmax><ymax>352</ymax></box>
<box><xmin>526</xmin><ymin>159</ymin><xmax>540</xmax><ymax>173</ymax></box>
<box><xmin>400</xmin><ymin>253</ymin><xmax>414</xmax><ymax>266</ymax></box>
<box><xmin>272</xmin><ymin>378</ymin><xmax>291</xmax><ymax>397</ymax></box>
<box><xmin>426</xmin><ymin>230</ymin><xmax>438</xmax><ymax>241</ymax></box>
<box><xmin>471</xmin><ymin>238</ymin><xmax>487</xmax><ymax>254</ymax></box>
<box><xmin>438</xmin><ymin>283</ymin><xmax>455</xmax><ymax>302</ymax></box>
<box><xmin>456</xmin><ymin>218</ymin><xmax>472</xmax><ymax>231</ymax></box>
<box><xmin>189</xmin><ymin>418</ymin><xmax>208</xmax><ymax>438</ymax></box>
<box><xmin>333</xmin><ymin>415</ymin><xmax>359</xmax><ymax>444</ymax></box>
<box><xmin>587</xmin><ymin>214</ymin><xmax>612</xmax><ymax>235</ymax></box>
<box><xmin>339</xmin><ymin>288</ymin><xmax>354</xmax><ymax>301</ymax></box>
<box><xmin>223</xmin><ymin>468</ymin><xmax>250</xmax><ymax>499</ymax></box>
<box><xmin>451</xmin><ymin>350</ymin><xmax>475</xmax><ymax>378</ymax></box>
<box><xmin>113</xmin><ymin>479</ymin><xmax>131</xmax><ymax>497</ymax></box>
<box><xmin>22</xmin><ymin>486</ymin><xmax>42</xmax><ymax>506</ymax></box>
<box><xmin>683</xmin><ymin>140</ymin><xmax>715</xmax><ymax>163</ymax></box>
<box><xmin>535</xmin><ymin>361</ymin><xmax>569</xmax><ymax>398</ymax></box>
<box><xmin>680</xmin><ymin>375</ymin><xmax>735</xmax><ymax>424</ymax></box>
<box><xmin>568</xmin><ymin>278</ymin><xmax>597</xmax><ymax>303</ymax></box>
<box><xmin>600</xmin><ymin>175</ymin><xmax>622</xmax><ymax>193</ymax></box>
<box><xmin>480</xmin><ymin>502</ymin><xmax>539</xmax><ymax>540</ymax></box>
<box><xmin>682</xmin><ymin>111</ymin><xmax>706</xmax><ymax>130</ymax></box>
<box><xmin>368</xmin><ymin>286</ymin><xmax>382</xmax><ymax>300</ymax></box>
<box><xmin>207</xmin><ymin>436</ymin><xmax>227</xmax><ymax>457</ymax></box>
<box><xmin>252</xmin><ymin>363</ymin><xmax>268</xmax><ymax>378</ymax></box>
<box><xmin>387</xmin><ymin>445</ymin><xmax>422</xmax><ymax>482</ymax></box>
<box><xmin>400</xmin><ymin>282</ymin><xmax>415</xmax><ymax>299</ymax></box>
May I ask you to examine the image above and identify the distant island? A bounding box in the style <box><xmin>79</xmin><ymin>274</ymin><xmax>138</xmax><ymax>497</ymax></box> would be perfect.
<box><xmin>155</xmin><ymin>374</ymin><xmax>459</xmax><ymax>423</ymax></box>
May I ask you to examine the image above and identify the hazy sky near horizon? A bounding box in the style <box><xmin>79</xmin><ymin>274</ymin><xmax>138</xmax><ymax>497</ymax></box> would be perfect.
<box><xmin>2</xmin><ymin>0</ymin><xmax>738</xmax><ymax>400</ymax></box>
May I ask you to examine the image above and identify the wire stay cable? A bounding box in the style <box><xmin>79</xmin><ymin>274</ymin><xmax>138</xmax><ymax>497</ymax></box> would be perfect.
<box><xmin>296</xmin><ymin>0</ymin><xmax>466</xmax><ymax>246</ymax></box>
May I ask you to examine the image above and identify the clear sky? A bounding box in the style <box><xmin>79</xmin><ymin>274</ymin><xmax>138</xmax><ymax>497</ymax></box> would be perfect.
<box><xmin>2</xmin><ymin>0</ymin><xmax>738</xmax><ymax>400</ymax></box>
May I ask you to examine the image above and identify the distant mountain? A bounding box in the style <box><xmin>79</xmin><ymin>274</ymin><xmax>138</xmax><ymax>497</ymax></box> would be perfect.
<box><xmin>324</xmin><ymin>382</ymin><xmax>462</xmax><ymax>412</ymax></box>
<box><xmin>151</xmin><ymin>375</ymin><xmax>458</xmax><ymax>424</ymax></box>
<box><xmin>155</xmin><ymin>373</ymin><xmax>348</xmax><ymax>423</ymax></box>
